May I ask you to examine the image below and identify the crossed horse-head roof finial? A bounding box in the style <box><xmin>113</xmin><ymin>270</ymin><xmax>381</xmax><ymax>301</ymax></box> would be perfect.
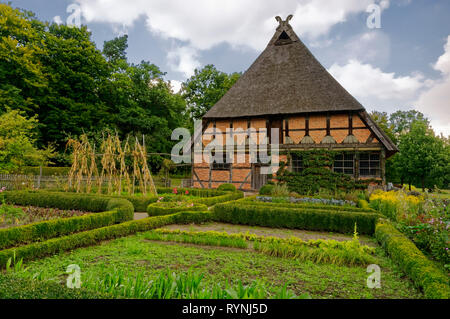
<box><xmin>275</xmin><ymin>15</ymin><xmax>293</xmax><ymax>26</ymax></box>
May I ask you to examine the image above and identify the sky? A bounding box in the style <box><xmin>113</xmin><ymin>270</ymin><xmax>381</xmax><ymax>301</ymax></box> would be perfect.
<box><xmin>7</xmin><ymin>0</ymin><xmax>450</xmax><ymax>136</ymax></box>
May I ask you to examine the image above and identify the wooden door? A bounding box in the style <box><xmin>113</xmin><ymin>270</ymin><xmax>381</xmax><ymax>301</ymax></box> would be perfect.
<box><xmin>252</xmin><ymin>165</ymin><xmax>268</xmax><ymax>190</ymax></box>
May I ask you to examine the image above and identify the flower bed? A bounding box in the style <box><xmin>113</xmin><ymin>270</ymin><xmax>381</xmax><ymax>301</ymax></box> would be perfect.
<box><xmin>369</xmin><ymin>190</ymin><xmax>449</xmax><ymax>266</ymax></box>
<box><xmin>147</xmin><ymin>201</ymin><xmax>208</xmax><ymax>216</ymax></box>
<box><xmin>256</xmin><ymin>196</ymin><xmax>356</xmax><ymax>206</ymax></box>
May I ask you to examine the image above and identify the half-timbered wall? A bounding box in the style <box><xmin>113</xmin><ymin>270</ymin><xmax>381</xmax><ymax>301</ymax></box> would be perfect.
<box><xmin>193</xmin><ymin>112</ymin><xmax>384</xmax><ymax>190</ymax></box>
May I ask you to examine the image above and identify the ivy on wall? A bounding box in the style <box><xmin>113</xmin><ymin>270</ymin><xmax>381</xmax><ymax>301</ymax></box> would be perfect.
<box><xmin>276</xmin><ymin>150</ymin><xmax>379</xmax><ymax>194</ymax></box>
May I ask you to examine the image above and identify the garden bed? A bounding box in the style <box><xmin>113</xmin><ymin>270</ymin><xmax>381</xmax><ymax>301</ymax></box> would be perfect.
<box><xmin>0</xmin><ymin>206</ymin><xmax>90</xmax><ymax>229</ymax></box>
<box><xmin>9</xmin><ymin>229</ymin><xmax>422</xmax><ymax>299</ymax></box>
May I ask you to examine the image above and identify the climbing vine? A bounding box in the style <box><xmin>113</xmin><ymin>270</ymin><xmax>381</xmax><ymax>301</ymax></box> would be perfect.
<box><xmin>276</xmin><ymin>150</ymin><xmax>380</xmax><ymax>195</ymax></box>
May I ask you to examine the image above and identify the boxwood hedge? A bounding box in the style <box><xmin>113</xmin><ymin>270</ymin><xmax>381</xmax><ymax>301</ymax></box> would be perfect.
<box><xmin>375</xmin><ymin>220</ymin><xmax>449</xmax><ymax>299</ymax></box>
<box><xmin>147</xmin><ymin>202</ymin><xmax>208</xmax><ymax>216</ymax></box>
<box><xmin>213</xmin><ymin>203</ymin><xmax>381</xmax><ymax>234</ymax></box>
<box><xmin>236</xmin><ymin>198</ymin><xmax>375</xmax><ymax>213</ymax></box>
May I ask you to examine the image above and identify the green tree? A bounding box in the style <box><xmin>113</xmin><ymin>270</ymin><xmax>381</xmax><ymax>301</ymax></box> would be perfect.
<box><xmin>397</xmin><ymin>121</ymin><xmax>445</xmax><ymax>190</ymax></box>
<box><xmin>0</xmin><ymin>4</ymin><xmax>47</xmax><ymax>113</ymax></box>
<box><xmin>0</xmin><ymin>109</ymin><xmax>54</xmax><ymax>173</ymax></box>
<box><xmin>36</xmin><ymin>23</ymin><xmax>111</xmax><ymax>151</ymax></box>
<box><xmin>182</xmin><ymin>64</ymin><xmax>241</xmax><ymax>120</ymax></box>
<box><xmin>389</xmin><ymin>110</ymin><xmax>429</xmax><ymax>136</ymax></box>
<box><xmin>103</xmin><ymin>34</ymin><xmax>128</xmax><ymax>64</ymax></box>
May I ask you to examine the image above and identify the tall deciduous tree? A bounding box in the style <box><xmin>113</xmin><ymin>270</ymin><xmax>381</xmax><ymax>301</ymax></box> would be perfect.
<box><xmin>0</xmin><ymin>109</ymin><xmax>54</xmax><ymax>173</ymax></box>
<box><xmin>182</xmin><ymin>64</ymin><xmax>241</xmax><ymax>120</ymax></box>
<box><xmin>397</xmin><ymin>121</ymin><xmax>446</xmax><ymax>190</ymax></box>
<box><xmin>0</xmin><ymin>4</ymin><xmax>46</xmax><ymax>113</ymax></box>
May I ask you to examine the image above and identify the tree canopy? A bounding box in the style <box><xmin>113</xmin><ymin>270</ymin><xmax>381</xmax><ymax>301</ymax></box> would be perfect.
<box><xmin>182</xmin><ymin>64</ymin><xmax>241</xmax><ymax>121</ymax></box>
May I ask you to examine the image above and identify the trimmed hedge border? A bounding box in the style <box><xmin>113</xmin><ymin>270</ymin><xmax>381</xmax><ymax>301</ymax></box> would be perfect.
<box><xmin>194</xmin><ymin>191</ymin><xmax>244</xmax><ymax>206</ymax></box>
<box><xmin>375</xmin><ymin>220</ymin><xmax>449</xmax><ymax>299</ymax></box>
<box><xmin>237</xmin><ymin>198</ymin><xmax>376</xmax><ymax>213</ymax></box>
<box><xmin>1</xmin><ymin>191</ymin><xmax>134</xmax><ymax>249</ymax></box>
<box><xmin>147</xmin><ymin>203</ymin><xmax>208</xmax><ymax>216</ymax></box>
<box><xmin>0</xmin><ymin>211</ymin><xmax>212</xmax><ymax>268</ymax></box>
<box><xmin>213</xmin><ymin>203</ymin><xmax>381</xmax><ymax>234</ymax></box>
<box><xmin>47</xmin><ymin>189</ymin><xmax>242</xmax><ymax>211</ymax></box>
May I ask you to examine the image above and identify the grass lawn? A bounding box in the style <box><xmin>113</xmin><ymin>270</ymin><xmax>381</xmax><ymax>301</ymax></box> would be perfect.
<box><xmin>13</xmin><ymin>229</ymin><xmax>422</xmax><ymax>299</ymax></box>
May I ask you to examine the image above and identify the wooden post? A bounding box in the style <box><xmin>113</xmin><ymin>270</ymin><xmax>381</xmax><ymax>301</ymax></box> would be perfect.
<box><xmin>37</xmin><ymin>165</ymin><xmax>42</xmax><ymax>189</ymax></box>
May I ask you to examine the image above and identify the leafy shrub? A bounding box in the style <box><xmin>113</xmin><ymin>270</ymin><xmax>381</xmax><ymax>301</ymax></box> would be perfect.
<box><xmin>217</xmin><ymin>184</ymin><xmax>237</xmax><ymax>192</ymax></box>
<box><xmin>375</xmin><ymin>220</ymin><xmax>449</xmax><ymax>299</ymax></box>
<box><xmin>147</xmin><ymin>202</ymin><xmax>208</xmax><ymax>216</ymax></box>
<box><xmin>213</xmin><ymin>202</ymin><xmax>381</xmax><ymax>234</ymax></box>
<box><xmin>259</xmin><ymin>184</ymin><xmax>275</xmax><ymax>195</ymax></box>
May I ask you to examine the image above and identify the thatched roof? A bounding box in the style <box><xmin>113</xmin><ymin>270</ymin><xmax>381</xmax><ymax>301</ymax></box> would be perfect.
<box><xmin>204</xmin><ymin>15</ymin><xmax>365</xmax><ymax>119</ymax></box>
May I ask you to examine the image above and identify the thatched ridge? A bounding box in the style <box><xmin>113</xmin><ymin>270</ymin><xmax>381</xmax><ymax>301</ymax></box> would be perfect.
<box><xmin>204</xmin><ymin>16</ymin><xmax>365</xmax><ymax>119</ymax></box>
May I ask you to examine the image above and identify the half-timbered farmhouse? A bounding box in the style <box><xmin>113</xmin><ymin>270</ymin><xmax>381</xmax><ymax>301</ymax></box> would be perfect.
<box><xmin>192</xmin><ymin>15</ymin><xmax>398</xmax><ymax>191</ymax></box>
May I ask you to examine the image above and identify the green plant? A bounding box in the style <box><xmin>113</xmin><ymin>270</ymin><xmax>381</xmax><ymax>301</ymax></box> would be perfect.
<box><xmin>217</xmin><ymin>184</ymin><xmax>237</xmax><ymax>192</ymax></box>
<box><xmin>0</xmin><ymin>203</ymin><xmax>25</xmax><ymax>225</ymax></box>
<box><xmin>259</xmin><ymin>184</ymin><xmax>275</xmax><ymax>195</ymax></box>
<box><xmin>147</xmin><ymin>202</ymin><xmax>208</xmax><ymax>217</ymax></box>
<box><xmin>0</xmin><ymin>273</ymin><xmax>113</xmax><ymax>299</ymax></box>
<box><xmin>271</xmin><ymin>184</ymin><xmax>291</xmax><ymax>197</ymax></box>
<box><xmin>84</xmin><ymin>268</ymin><xmax>302</xmax><ymax>299</ymax></box>
<box><xmin>5</xmin><ymin>251</ymin><xmax>25</xmax><ymax>273</ymax></box>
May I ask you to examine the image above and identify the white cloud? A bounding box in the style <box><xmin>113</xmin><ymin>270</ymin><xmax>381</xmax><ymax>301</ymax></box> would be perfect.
<box><xmin>327</xmin><ymin>35</ymin><xmax>450</xmax><ymax>137</ymax></box>
<box><xmin>415</xmin><ymin>36</ymin><xmax>450</xmax><ymax>136</ymax></box>
<box><xmin>75</xmin><ymin>0</ymin><xmax>390</xmax><ymax>74</ymax></box>
<box><xmin>167</xmin><ymin>46</ymin><xmax>201</xmax><ymax>78</ymax></box>
<box><xmin>328</xmin><ymin>59</ymin><xmax>426</xmax><ymax>102</ymax></box>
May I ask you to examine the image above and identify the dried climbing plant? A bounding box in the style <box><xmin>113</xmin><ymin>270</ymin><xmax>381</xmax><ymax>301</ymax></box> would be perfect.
<box><xmin>66</xmin><ymin>133</ymin><xmax>156</xmax><ymax>196</ymax></box>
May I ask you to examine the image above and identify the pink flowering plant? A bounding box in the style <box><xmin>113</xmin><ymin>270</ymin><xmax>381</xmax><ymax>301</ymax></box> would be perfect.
<box><xmin>397</xmin><ymin>197</ymin><xmax>449</xmax><ymax>268</ymax></box>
